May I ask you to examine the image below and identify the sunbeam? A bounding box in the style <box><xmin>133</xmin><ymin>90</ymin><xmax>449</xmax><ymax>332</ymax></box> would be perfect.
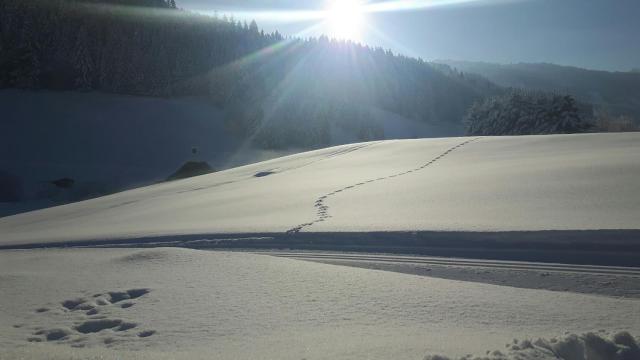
<box><xmin>205</xmin><ymin>9</ymin><xmax>324</xmax><ymax>23</ymax></box>
<box><xmin>364</xmin><ymin>0</ymin><xmax>522</xmax><ymax>13</ymax></box>
<box><xmin>194</xmin><ymin>0</ymin><xmax>523</xmax><ymax>42</ymax></box>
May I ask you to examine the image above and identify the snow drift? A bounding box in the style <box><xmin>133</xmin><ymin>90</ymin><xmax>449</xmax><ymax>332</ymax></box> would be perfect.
<box><xmin>424</xmin><ymin>331</ymin><xmax>640</xmax><ymax>360</ymax></box>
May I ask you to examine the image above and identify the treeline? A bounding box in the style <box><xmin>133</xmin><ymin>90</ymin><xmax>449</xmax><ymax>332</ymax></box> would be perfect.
<box><xmin>214</xmin><ymin>39</ymin><xmax>500</xmax><ymax>148</ymax></box>
<box><xmin>70</xmin><ymin>0</ymin><xmax>177</xmax><ymax>8</ymax></box>
<box><xmin>1</xmin><ymin>0</ymin><xmax>501</xmax><ymax>149</ymax></box>
<box><xmin>442</xmin><ymin>60</ymin><xmax>640</xmax><ymax>124</ymax></box>
<box><xmin>464</xmin><ymin>90</ymin><xmax>593</xmax><ymax>136</ymax></box>
<box><xmin>0</xmin><ymin>0</ymin><xmax>277</xmax><ymax>95</ymax></box>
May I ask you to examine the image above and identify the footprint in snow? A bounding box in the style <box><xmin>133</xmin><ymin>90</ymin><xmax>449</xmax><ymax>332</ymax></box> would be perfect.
<box><xmin>27</xmin><ymin>288</ymin><xmax>156</xmax><ymax>345</ymax></box>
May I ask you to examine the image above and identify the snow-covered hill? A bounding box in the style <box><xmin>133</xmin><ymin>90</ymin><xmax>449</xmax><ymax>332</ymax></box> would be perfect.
<box><xmin>1</xmin><ymin>132</ymin><xmax>638</xmax><ymax>251</ymax></box>
<box><xmin>0</xmin><ymin>90</ymin><xmax>460</xmax><ymax>217</ymax></box>
<box><xmin>2</xmin><ymin>132</ymin><xmax>640</xmax><ymax>360</ymax></box>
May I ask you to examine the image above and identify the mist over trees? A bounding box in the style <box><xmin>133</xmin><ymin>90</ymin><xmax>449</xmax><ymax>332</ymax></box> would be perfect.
<box><xmin>464</xmin><ymin>90</ymin><xmax>593</xmax><ymax>136</ymax></box>
<box><xmin>1</xmin><ymin>0</ymin><xmax>499</xmax><ymax>149</ymax></box>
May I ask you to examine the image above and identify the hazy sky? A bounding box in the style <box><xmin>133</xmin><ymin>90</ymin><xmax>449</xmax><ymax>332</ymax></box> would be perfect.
<box><xmin>178</xmin><ymin>0</ymin><xmax>640</xmax><ymax>72</ymax></box>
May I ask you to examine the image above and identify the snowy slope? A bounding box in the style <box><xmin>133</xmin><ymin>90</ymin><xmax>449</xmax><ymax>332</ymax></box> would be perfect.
<box><xmin>0</xmin><ymin>90</ymin><xmax>234</xmax><ymax>188</ymax></box>
<box><xmin>0</xmin><ymin>90</ymin><xmax>461</xmax><ymax>217</ymax></box>
<box><xmin>1</xmin><ymin>248</ymin><xmax>639</xmax><ymax>359</ymax></box>
<box><xmin>0</xmin><ymin>132</ymin><xmax>639</xmax><ymax>247</ymax></box>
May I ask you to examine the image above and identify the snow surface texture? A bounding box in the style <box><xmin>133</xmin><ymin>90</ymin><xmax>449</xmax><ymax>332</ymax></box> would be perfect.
<box><xmin>1</xmin><ymin>249</ymin><xmax>639</xmax><ymax>359</ymax></box>
<box><xmin>1</xmin><ymin>133</ymin><xmax>639</xmax><ymax>246</ymax></box>
<box><xmin>272</xmin><ymin>252</ymin><xmax>640</xmax><ymax>298</ymax></box>
<box><xmin>424</xmin><ymin>331</ymin><xmax>640</xmax><ymax>360</ymax></box>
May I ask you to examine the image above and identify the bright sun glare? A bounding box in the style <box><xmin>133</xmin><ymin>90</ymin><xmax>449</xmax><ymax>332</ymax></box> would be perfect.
<box><xmin>325</xmin><ymin>0</ymin><xmax>365</xmax><ymax>41</ymax></box>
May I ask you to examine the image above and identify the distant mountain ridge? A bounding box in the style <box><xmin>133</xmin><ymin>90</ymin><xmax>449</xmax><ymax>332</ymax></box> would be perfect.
<box><xmin>437</xmin><ymin>60</ymin><xmax>640</xmax><ymax>123</ymax></box>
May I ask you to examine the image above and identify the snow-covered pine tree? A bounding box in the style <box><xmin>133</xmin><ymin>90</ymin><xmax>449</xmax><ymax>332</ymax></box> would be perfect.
<box><xmin>464</xmin><ymin>90</ymin><xmax>592</xmax><ymax>135</ymax></box>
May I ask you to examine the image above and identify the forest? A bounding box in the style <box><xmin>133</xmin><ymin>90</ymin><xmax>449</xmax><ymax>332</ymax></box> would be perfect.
<box><xmin>1</xmin><ymin>0</ymin><xmax>500</xmax><ymax>149</ymax></box>
<box><xmin>442</xmin><ymin>60</ymin><xmax>640</xmax><ymax>126</ymax></box>
<box><xmin>464</xmin><ymin>90</ymin><xmax>593</xmax><ymax>136</ymax></box>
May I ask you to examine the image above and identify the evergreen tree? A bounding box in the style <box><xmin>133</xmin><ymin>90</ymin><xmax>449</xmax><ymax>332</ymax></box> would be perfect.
<box><xmin>73</xmin><ymin>26</ymin><xmax>93</xmax><ymax>90</ymax></box>
<box><xmin>249</xmin><ymin>20</ymin><xmax>259</xmax><ymax>34</ymax></box>
<box><xmin>1</xmin><ymin>0</ymin><xmax>499</xmax><ymax>149</ymax></box>
<box><xmin>12</xmin><ymin>14</ymin><xmax>41</xmax><ymax>88</ymax></box>
<box><xmin>464</xmin><ymin>90</ymin><xmax>593</xmax><ymax>135</ymax></box>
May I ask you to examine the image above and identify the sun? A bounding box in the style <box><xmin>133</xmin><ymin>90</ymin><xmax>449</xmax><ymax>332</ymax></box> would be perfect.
<box><xmin>325</xmin><ymin>0</ymin><xmax>365</xmax><ymax>41</ymax></box>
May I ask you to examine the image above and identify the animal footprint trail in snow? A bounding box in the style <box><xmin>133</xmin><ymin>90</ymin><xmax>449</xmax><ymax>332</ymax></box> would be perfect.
<box><xmin>25</xmin><ymin>288</ymin><xmax>156</xmax><ymax>346</ymax></box>
<box><xmin>286</xmin><ymin>137</ymin><xmax>481</xmax><ymax>234</ymax></box>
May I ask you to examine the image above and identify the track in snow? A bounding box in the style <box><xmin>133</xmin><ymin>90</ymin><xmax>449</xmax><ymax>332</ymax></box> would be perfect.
<box><xmin>265</xmin><ymin>252</ymin><xmax>640</xmax><ymax>277</ymax></box>
<box><xmin>286</xmin><ymin>137</ymin><xmax>481</xmax><ymax>234</ymax></box>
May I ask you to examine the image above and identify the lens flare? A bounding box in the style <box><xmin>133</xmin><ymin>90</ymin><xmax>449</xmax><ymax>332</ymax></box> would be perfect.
<box><xmin>324</xmin><ymin>0</ymin><xmax>365</xmax><ymax>41</ymax></box>
<box><xmin>365</xmin><ymin>0</ymin><xmax>517</xmax><ymax>13</ymax></box>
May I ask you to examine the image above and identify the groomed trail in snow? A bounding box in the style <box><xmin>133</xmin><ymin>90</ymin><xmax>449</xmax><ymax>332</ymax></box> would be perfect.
<box><xmin>264</xmin><ymin>251</ymin><xmax>640</xmax><ymax>298</ymax></box>
<box><xmin>0</xmin><ymin>133</ymin><xmax>639</xmax><ymax>248</ymax></box>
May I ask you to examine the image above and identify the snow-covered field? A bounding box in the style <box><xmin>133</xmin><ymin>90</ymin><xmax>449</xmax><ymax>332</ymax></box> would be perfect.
<box><xmin>1</xmin><ymin>133</ymin><xmax>639</xmax><ymax>359</ymax></box>
<box><xmin>1</xmin><ymin>248</ymin><xmax>639</xmax><ymax>360</ymax></box>
<box><xmin>1</xmin><ymin>133</ymin><xmax>639</xmax><ymax>247</ymax></box>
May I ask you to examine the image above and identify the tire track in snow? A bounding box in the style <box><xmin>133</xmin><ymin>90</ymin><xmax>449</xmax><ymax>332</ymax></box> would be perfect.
<box><xmin>264</xmin><ymin>252</ymin><xmax>640</xmax><ymax>277</ymax></box>
<box><xmin>286</xmin><ymin>137</ymin><xmax>481</xmax><ymax>234</ymax></box>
